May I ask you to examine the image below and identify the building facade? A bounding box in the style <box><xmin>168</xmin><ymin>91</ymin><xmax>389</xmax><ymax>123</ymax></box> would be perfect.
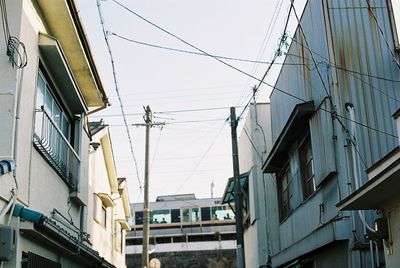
<box><xmin>259</xmin><ymin>0</ymin><xmax>400</xmax><ymax>267</ymax></box>
<box><xmin>126</xmin><ymin>194</ymin><xmax>236</xmax><ymax>268</ymax></box>
<box><xmin>88</xmin><ymin>121</ymin><xmax>131</xmax><ymax>268</ymax></box>
<box><xmin>0</xmin><ymin>0</ymin><xmax>117</xmax><ymax>267</ymax></box>
<box><xmin>235</xmin><ymin>103</ymin><xmax>279</xmax><ymax>268</ymax></box>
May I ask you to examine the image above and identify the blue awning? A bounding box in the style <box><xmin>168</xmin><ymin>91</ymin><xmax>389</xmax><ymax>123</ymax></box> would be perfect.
<box><xmin>0</xmin><ymin>160</ymin><xmax>15</xmax><ymax>176</ymax></box>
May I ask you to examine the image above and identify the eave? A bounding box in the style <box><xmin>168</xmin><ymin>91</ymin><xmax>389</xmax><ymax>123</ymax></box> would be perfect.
<box><xmin>337</xmin><ymin>147</ymin><xmax>400</xmax><ymax>211</ymax></box>
<box><xmin>262</xmin><ymin>101</ymin><xmax>315</xmax><ymax>173</ymax></box>
<box><xmin>35</xmin><ymin>0</ymin><xmax>108</xmax><ymax>108</ymax></box>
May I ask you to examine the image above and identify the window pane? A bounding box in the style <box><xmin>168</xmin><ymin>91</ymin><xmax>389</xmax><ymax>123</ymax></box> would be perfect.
<box><xmin>151</xmin><ymin>209</ymin><xmax>171</xmax><ymax>224</ymax></box>
<box><xmin>211</xmin><ymin>206</ymin><xmax>234</xmax><ymax>221</ymax></box>
<box><xmin>44</xmin><ymin>86</ymin><xmax>52</xmax><ymax>115</ymax></box>
<box><xmin>135</xmin><ymin>211</ymin><xmax>144</xmax><ymax>225</ymax></box>
<box><xmin>171</xmin><ymin>209</ymin><xmax>180</xmax><ymax>223</ymax></box>
<box><xmin>201</xmin><ymin>207</ymin><xmax>211</xmax><ymax>221</ymax></box>
<box><xmin>191</xmin><ymin>207</ymin><xmax>200</xmax><ymax>222</ymax></box>
<box><xmin>182</xmin><ymin>208</ymin><xmax>190</xmax><ymax>222</ymax></box>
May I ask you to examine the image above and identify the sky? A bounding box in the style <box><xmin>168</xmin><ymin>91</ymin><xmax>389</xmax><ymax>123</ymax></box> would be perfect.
<box><xmin>76</xmin><ymin>0</ymin><xmax>308</xmax><ymax>203</ymax></box>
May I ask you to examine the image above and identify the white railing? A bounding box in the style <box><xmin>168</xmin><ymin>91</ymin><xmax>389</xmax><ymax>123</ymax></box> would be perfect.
<box><xmin>34</xmin><ymin>106</ymin><xmax>80</xmax><ymax>190</ymax></box>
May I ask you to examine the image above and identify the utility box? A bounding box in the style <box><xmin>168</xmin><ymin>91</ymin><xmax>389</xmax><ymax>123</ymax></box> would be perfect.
<box><xmin>0</xmin><ymin>226</ymin><xmax>16</xmax><ymax>262</ymax></box>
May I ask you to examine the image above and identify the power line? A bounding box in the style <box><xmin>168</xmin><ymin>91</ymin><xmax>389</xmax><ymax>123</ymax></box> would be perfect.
<box><xmin>174</xmin><ymin>122</ymin><xmax>228</xmax><ymax>194</ymax></box>
<box><xmin>110</xmin><ymin>31</ymin><xmax>291</xmax><ymax>65</ymax></box>
<box><xmin>236</xmin><ymin>2</ymin><xmax>294</xmax><ymax>121</ymax></box>
<box><xmin>110</xmin><ymin>0</ymin><xmax>398</xmax><ymax>140</ymax></box>
<box><xmin>364</xmin><ymin>0</ymin><xmax>400</xmax><ymax>70</ymax></box>
<box><xmin>90</xmin><ymin>106</ymin><xmax>244</xmax><ymax>118</ymax></box>
<box><xmin>286</xmin><ymin>41</ymin><xmax>400</xmax><ymax>103</ymax></box>
<box><xmin>96</xmin><ymin>0</ymin><xmax>143</xmax><ymax>191</ymax></box>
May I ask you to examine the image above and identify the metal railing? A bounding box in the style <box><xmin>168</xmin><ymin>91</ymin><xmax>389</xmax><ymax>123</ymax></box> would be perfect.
<box><xmin>33</xmin><ymin>106</ymin><xmax>80</xmax><ymax>190</ymax></box>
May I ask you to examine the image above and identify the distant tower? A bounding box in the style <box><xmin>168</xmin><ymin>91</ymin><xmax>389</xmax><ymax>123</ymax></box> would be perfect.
<box><xmin>211</xmin><ymin>181</ymin><xmax>215</xmax><ymax>198</ymax></box>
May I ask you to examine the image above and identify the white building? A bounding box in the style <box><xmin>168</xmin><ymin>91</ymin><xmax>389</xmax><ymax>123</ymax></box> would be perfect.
<box><xmin>88</xmin><ymin>121</ymin><xmax>132</xmax><ymax>268</ymax></box>
<box><xmin>234</xmin><ymin>103</ymin><xmax>279</xmax><ymax>268</ymax></box>
<box><xmin>0</xmin><ymin>0</ymin><xmax>119</xmax><ymax>267</ymax></box>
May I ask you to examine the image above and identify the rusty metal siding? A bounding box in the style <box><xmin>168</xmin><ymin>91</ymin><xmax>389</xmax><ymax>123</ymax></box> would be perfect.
<box><xmin>310</xmin><ymin>98</ymin><xmax>336</xmax><ymax>186</ymax></box>
<box><xmin>268</xmin><ymin>0</ymin><xmax>399</xmax><ymax>265</ymax></box>
<box><xmin>327</xmin><ymin>0</ymin><xmax>399</xmax><ymax>176</ymax></box>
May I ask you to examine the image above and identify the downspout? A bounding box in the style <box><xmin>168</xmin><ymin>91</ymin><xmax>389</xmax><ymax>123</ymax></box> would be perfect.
<box><xmin>345</xmin><ymin>104</ymin><xmax>376</xmax><ymax>268</ymax></box>
<box><xmin>0</xmin><ymin>66</ymin><xmax>24</xmax><ymax>225</ymax></box>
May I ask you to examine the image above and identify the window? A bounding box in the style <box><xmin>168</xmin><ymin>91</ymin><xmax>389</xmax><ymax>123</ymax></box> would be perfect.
<box><xmin>171</xmin><ymin>209</ymin><xmax>180</xmax><ymax>223</ymax></box>
<box><xmin>201</xmin><ymin>207</ymin><xmax>211</xmax><ymax>221</ymax></box>
<box><xmin>151</xmin><ymin>209</ymin><xmax>171</xmax><ymax>224</ymax></box>
<box><xmin>34</xmin><ymin>70</ymin><xmax>80</xmax><ymax>189</ymax></box>
<box><xmin>300</xmin><ymin>137</ymin><xmax>316</xmax><ymax>199</ymax></box>
<box><xmin>181</xmin><ymin>207</ymin><xmax>201</xmax><ymax>223</ymax></box>
<box><xmin>211</xmin><ymin>205</ymin><xmax>234</xmax><ymax>221</ymax></box>
<box><xmin>135</xmin><ymin>211</ymin><xmax>144</xmax><ymax>225</ymax></box>
<box><xmin>36</xmin><ymin>71</ymin><xmax>71</xmax><ymax>145</ymax></box>
<box><xmin>93</xmin><ymin>194</ymin><xmax>109</xmax><ymax>228</ymax></box>
<box><xmin>101</xmin><ymin>206</ymin><xmax>107</xmax><ymax>227</ymax></box>
<box><xmin>278</xmin><ymin>165</ymin><xmax>293</xmax><ymax>221</ymax></box>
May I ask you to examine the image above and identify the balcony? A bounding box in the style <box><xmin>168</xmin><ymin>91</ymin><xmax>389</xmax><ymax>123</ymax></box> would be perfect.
<box><xmin>33</xmin><ymin>106</ymin><xmax>80</xmax><ymax>190</ymax></box>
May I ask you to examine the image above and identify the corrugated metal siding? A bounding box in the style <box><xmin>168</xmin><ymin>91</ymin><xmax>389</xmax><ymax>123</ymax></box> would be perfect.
<box><xmin>310</xmin><ymin>98</ymin><xmax>336</xmax><ymax>186</ymax></box>
<box><xmin>269</xmin><ymin>0</ymin><xmax>399</xmax><ymax>265</ymax></box>
<box><xmin>328</xmin><ymin>0</ymin><xmax>399</xmax><ymax>178</ymax></box>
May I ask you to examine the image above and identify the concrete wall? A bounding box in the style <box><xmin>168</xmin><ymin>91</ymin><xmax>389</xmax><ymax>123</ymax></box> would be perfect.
<box><xmin>126</xmin><ymin>249</ymin><xmax>237</xmax><ymax>268</ymax></box>
<box><xmin>88</xmin><ymin>127</ymin><xmax>128</xmax><ymax>268</ymax></box>
<box><xmin>0</xmin><ymin>0</ymin><xmax>103</xmax><ymax>267</ymax></box>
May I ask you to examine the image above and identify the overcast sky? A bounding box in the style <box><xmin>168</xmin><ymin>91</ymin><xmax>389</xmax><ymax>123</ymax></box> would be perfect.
<box><xmin>76</xmin><ymin>0</ymin><xmax>308</xmax><ymax>202</ymax></box>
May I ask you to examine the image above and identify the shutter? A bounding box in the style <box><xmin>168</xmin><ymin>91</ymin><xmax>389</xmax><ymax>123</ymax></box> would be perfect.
<box><xmin>310</xmin><ymin>99</ymin><xmax>337</xmax><ymax>186</ymax></box>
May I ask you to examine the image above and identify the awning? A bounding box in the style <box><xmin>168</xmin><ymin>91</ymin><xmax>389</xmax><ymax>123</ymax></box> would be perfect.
<box><xmin>337</xmin><ymin>147</ymin><xmax>400</xmax><ymax>210</ymax></box>
<box><xmin>221</xmin><ymin>172</ymin><xmax>249</xmax><ymax>204</ymax></box>
<box><xmin>263</xmin><ymin>101</ymin><xmax>314</xmax><ymax>173</ymax></box>
<box><xmin>97</xmin><ymin>193</ymin><xmax>115</xmax><ymax>208</ymax></box>
<box><xmin>38</xmin><ymin>33</ymin><xmax>87</xmax><ymax>114</ymax></box>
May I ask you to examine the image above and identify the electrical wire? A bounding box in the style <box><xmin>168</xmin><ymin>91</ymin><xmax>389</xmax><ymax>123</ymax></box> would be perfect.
<box><xmin>174</xmin><ymin>122</ymin><xmax>228</xmax><ymax>194</ymax></box>
<box><xmin>365</xmin><ymin>0</ymin><xmax>400</xmax><ymax>70</ymax></box>
<box><xmin>0</xmin><ymin>0</ymin><xmax>27</xmax><ymax>69</ymax></box>
<box><xmin>111</xmin><ymin>0</ymin><xmax>398</xmax><ymax>139</ymax></box>
<box><xmin>96</xmin><ymin>0</ymin><xmax>142</xmax><ymax>191</ymax></box>
<box><xmin>110</xmin><ymin>31</ymin><xmax>296</xmax><ymax>65</ymax></box>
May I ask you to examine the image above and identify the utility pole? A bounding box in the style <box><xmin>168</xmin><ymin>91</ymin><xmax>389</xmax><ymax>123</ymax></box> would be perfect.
<box><xmin>141</xmin><ymin>105</ymin><xmax>151</xmax><ymax>268</ymax></box>
<box><xmin>132</xmin><ymin>106</ymin><xmax>165</xmax><ymax>268</ymax></box>
<box><xmin>230</xmin><ymin>107</ymin><xmax>245</xmax><ymax>268</ymax></box>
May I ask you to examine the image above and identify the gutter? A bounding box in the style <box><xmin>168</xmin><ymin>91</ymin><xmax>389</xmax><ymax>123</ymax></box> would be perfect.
<box><xmin>66</xmin><ymin>0</ymin><xmax>109</xmax><ymax>109</ymax></box>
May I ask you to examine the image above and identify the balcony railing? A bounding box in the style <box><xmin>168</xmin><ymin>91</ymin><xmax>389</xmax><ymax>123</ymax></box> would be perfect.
<box><xmin>33</xmin><ymin>106</ymin><xmax>80</xmax><ymax>191</ymax></box>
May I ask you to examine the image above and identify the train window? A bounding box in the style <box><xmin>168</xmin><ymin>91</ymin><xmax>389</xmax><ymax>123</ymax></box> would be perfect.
<box><xmin>211</xmin><ymin>205</ymin><xmax>235</xmax><ymax>221</ymax></box>
<box><xmin>135</xmin><ymin>211</ymin><xmax>143</xmax><ymax>225</ymax></box>
<box><xmin>151</xmin><ymin>209</ymin><xmax>171</xmax><ymax>224</ymax></box>
<box><xmin>191</xmin><ymin>208</ymin><xmax>200</xmax><ymax>222</ymax></box>
<box><xmin>182</xmin><ymin>208</ymin><xmax>190</xmax><ymax>222</ymax></box>
<box><xmin>201</xmin><ymin>207</ymin><xmax>211</xmax><ymax>221</ymax></box>
<box><xmin>171</xmin><ymin>209</ymin><xmax>180</xmax><ymax>223</ymax></box>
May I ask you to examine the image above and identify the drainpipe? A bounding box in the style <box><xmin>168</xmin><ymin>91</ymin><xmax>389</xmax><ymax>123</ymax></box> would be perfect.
<box><xmin>345</xmin><ymin>104</ymin><xmax>375</xmax><ymax>268</ymax></box>
<box><xmin>1</xmin><ymin>67</ymin><xmax>24</xmax><ymax>225</ymax></box>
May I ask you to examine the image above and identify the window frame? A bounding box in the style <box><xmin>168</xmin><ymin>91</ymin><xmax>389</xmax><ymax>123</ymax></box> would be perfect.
<box><xmin>277</xmin><ymin>164</ymin><xmax>293</xmax><ymax>221</ymax></box>
<box><xmin>299</xmin><ymin>136</ymin><xmax>316</xmax><ymax>200</ymax></box>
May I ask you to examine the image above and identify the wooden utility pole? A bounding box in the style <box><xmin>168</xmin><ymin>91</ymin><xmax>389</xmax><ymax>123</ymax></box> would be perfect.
<box><xmin>230</xmin><ymin>107</ymin><xmax>245</xmax><ymax>268</ymax></box>
<box><xmin>141</xmin><ymin>105</ymin><xmax>152</xmax><ymax>268</ymax></box>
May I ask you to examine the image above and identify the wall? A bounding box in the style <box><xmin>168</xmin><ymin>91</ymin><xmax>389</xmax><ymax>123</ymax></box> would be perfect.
<box><xmin>267</xmin><ymin>0</ymin><xmax>400</xmax><ymax>266</ymax></box>
<box><xmin>238</xmin><ymin>103</ymin><xmax>280</xmax><ymax>267</ymax></box>
<box><xmin>126</xmin><ymin>249</ymin><xmax>236</xmax><ymax>268</ymax></box>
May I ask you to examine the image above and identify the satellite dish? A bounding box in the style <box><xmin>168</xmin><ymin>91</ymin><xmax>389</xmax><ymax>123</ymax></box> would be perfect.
<box><xmin>149</xmin><ymin>258</ymin><xmax>161</xmax><ymax>268</ymax></box>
